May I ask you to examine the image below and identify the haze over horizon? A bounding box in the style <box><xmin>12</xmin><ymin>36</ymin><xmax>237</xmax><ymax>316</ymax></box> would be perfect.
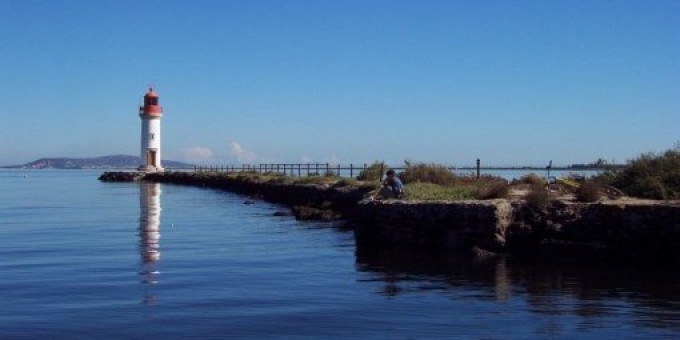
<box><xmin>1</xmin><ymin>1</ymin><xmax>678</xmax><ymax>167</ymax></box>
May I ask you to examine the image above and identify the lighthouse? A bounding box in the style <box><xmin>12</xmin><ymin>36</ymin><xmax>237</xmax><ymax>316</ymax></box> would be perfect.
<box><xmin>138</xmin><ymin>87</ymin><xmax>164</xmax><ymax>172</ymax></box>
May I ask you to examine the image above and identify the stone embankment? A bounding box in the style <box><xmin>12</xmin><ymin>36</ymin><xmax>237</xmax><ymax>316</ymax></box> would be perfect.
<box><xmin>98</xmin><ymin>171</ymin><xmax>145</xmax><ymax>182</ymax></box>
<box><xmin>100</xmin><ymin>171</ymin><xmax>373</xmax><ymax>220</ymax></box>
<box><xmin>354</xmin><ymin>199</ymin><xmax>680</xmax><ymax>263</ymax></box>
<box><xmin>100</xmin><ymin>171</ymin><xmax>680</xmax><ymax>263</ymax></box>
<box><xmin>353</xmin><ymin>200</ymin><xmax>512</xmax><ymax>252</ymax></box>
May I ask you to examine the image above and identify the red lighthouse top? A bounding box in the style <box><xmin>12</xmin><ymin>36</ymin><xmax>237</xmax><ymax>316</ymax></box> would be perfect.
<box><xmin>139</xmin><ymin>87</ymin><xmax>163</xmax><ymax>117</ymax></box>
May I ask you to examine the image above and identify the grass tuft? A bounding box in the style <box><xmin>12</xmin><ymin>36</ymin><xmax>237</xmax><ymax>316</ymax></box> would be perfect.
<box><xmin>575</xmin><ymin>180</ymin><xmax>602</xmax><ymax>202</ymax></box>
<box><xmin>476</xmin><ymin>181</ymin><xmax>510</xmax><ymax>200</ymax></box>
<box><xmin>525</xmin><ymin>184</ymin><xmax>552</xmax><ymax>212</ymax></box>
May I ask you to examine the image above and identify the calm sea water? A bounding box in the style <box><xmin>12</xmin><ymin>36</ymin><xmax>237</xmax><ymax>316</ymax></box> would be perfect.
<box><xmin>0</xmin><ymin>170</ymin><xmax>678</xmax><ymax>339</ymax></box>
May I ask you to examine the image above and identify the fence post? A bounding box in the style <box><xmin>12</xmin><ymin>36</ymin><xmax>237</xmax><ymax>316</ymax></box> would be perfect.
<box><xmin>350</xmin><ymin>164</ymin><xmax>353</xmax><ymax>178</ymax></box>
<box><xmin>337</xmin><ymin>164</ymin><xmax>340</xmax><ymax>176</ymax></box>
<box><xmin>476</xmin><ymin>158</ymin><xmax>480</xmax><ymax>179</ymax></box>
<box><xmin>326</xmin><ymin>163</ymin><xmax>329</xmax><ymax>174</ymax></box>
<box><xmin>298</xmin><ymin>164</ymin><xmax>301</xmax><ymax>177</ymax></box>
<box><xmin>307</xmin><ymin>163</ymin><xmax>310</xmax><ymax>176</ymax></box>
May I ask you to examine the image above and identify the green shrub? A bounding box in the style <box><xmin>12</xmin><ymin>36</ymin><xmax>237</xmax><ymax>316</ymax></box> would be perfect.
<box><xmin>575</xmin><ymin>180</ymin><xmax>602</xmax><ymax>202</ymax></box>
<box><xmin>400</xmin><ymin>163</ymin><xmax>456</xmax><ymax>185</ymax></box>
<box><xmin>609</xmin><ymin>148</ymin><xmax>680</xmax><ymax>200</ymax></box>
<box><xmin>356</xmin><ymin>162</ymin><xmax>387</xmax><ymax>181</ymax></box>
<box><xmin>476</xmin><ymin>181</ymin><xmax>510</xmax><ymax>200</ymax></box>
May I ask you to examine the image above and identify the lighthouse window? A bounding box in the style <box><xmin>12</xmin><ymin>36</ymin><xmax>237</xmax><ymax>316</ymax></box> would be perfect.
<box><xmin>150</xmin><ymin>133</ymin><xmax>155</xmax><ymax>140</ymax></box>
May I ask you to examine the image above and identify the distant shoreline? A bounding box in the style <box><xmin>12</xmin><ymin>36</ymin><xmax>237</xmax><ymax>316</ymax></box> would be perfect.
<box><xmin>1</xmin><ymin>155</ymin><xmax>194</xmax><ymax>169</ymax></box>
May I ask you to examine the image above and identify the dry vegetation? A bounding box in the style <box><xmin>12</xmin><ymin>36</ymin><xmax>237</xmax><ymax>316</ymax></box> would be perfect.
<box><xmin>575</xmin><ymin>180</ymin><xmax>603</xmax><ymax>202</ymax></box>
<box><xmin>356</xmin><ymin>162</ymin><xmax>387</xmax><ymax>181</ymax></box>
<box><xmin>525</xmin><ymin>184</ymin><xmax>552</xmax><ymax>211</ymax></box>
<box><xmin>396</xmin><ymin>162</ymin><xmax>509</xmax><ymax>201</ymax></box>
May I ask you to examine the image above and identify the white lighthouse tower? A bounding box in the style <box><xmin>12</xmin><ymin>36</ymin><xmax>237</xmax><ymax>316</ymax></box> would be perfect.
<box><xmin>138</xmin><ymin>87</ymin><xmax>164</xmax><ymax>172</ymax></box>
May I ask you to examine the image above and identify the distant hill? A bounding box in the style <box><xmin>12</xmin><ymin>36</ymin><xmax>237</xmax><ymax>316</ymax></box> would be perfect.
<box><xmin>3</xmin><ymin>155</ymin><xmax>194</xmax><ymax>169</ymax></box>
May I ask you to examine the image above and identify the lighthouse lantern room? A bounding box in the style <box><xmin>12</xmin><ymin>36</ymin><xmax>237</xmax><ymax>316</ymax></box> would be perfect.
<box><xmin>138</xmin><ymin>87</ymin><xmax>164</xmax><ymax>172</ymax></box>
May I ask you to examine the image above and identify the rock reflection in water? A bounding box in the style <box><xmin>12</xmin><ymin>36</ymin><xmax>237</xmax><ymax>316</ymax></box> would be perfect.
<box><xmin>139</xmin><ymin>182</ymin><xmax>161</xmax><ymax>286</ymax></box>
<box><xmin>355</xmin><ymin>246</ymin><xmax>680</xmax><ymax>332</ymax></box>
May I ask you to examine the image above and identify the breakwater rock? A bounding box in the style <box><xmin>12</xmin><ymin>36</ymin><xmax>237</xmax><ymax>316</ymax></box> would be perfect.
<box><xmin>142</xmin><ymin>172</ymin><xmax>373</xmax><ymax>218</ymax></box>
<box><xmin>354</xmin><ymin>199</ymin><xmax>512</xmax><ymax>252</ymax></box>
<box><xmin>98</xmin><ymin>171</ymin><xmax>145</xmax><ymax>182</ymax></box>
<box><xmin>355</xmin><ymin>199</ymin><xmax>680</xmax><ymax>263</ymax></box>
<box><xmin>99</xmin><ymin>171</ymin><xmax>680</xmax><ymax>263</ymax></box>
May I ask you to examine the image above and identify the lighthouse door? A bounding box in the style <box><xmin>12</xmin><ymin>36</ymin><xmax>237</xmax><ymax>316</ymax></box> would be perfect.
<box><xmin>148</xmin><ymin>150</ymin><xmax>157</xmax><ymax>167</ymax></box>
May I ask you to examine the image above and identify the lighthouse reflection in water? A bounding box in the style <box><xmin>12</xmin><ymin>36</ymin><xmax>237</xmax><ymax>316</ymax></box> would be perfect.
<box><xmin>139</xmin><ymin>182</ymin><xmax>161</xmax><ymax>285</ymax></box>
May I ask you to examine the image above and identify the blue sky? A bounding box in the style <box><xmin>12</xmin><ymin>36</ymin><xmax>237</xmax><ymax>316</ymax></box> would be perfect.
<box><xmin>1</xmin><ymin>0</ymin><xmax>678</xmax><ymax>166</ymax></box>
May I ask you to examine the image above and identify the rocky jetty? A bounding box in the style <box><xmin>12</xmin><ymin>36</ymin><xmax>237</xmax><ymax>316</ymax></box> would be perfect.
<box><xmin>354</xmin><ymin>199</ymin><xmax>680</xmax><ymax>263</ymax></box>
<box><xmin>98</xmin><ymin>171</ymin><xmax>145</xmax><ymax>182</ymax></box>
<box><xmin>99</xmin><ymin>171</ymin><xmax>680</xmax><ymax>264</ymax></box>
<box><xmin>142</xmin><ymin>171</ymin><xmax>373</xmax><ymax>219</ymax></box>
<box><xmin>353</xmin><ymin>199</ymin><xmax>512</xmax><ymax>251</ymax></box>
